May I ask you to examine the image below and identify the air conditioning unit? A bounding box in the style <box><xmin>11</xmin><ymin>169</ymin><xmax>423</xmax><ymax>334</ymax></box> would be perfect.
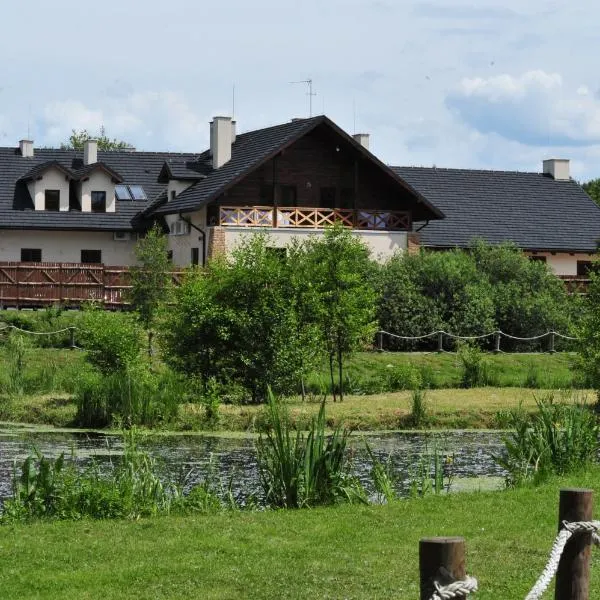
<box><xmin>170</xmin><ymin>220</ymin><xmax>190</xmax><ymax>236</ymax></box>
<box><xmin>113</xmin><ymin>231</ymin><xmax>132</xmax><ymax>241</ymax></box>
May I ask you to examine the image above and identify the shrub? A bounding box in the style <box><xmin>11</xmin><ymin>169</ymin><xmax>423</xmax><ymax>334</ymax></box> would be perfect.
<box><xmin>457</xmin><ymin>343</ymin><xmax>491</xmax><ymax>388</ymax></box>
<box><xmin>409</xmin><ymin>389</ymin><xmax>429</xmax><ymax>428</ymax></box>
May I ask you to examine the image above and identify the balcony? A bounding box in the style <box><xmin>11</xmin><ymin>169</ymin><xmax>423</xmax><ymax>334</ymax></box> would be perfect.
<box><xmin>217</xmin><ymin>206</ymin><xmax>411</xmax><ymax>231</ymax></box>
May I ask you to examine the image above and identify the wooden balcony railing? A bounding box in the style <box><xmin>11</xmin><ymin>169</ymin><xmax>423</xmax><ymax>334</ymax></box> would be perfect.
<box><xmin>218</xmin><ymin>206</ymin><xmax>411</xmax><ymax>231</ymax></box>
<box><xmin>0</xmin><ymin>262</ymin><xmax>184</xmax><ymax>308</ymax></box>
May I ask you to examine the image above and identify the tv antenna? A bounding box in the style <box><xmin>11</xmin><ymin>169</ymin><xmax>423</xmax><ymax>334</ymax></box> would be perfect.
<box><xmin>289</xmin><ymin>79</ymin><xmax>317</xmax><ymax>117</ymax></box>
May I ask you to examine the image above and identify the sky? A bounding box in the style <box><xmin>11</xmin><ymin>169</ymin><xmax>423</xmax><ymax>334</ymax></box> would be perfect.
<box><xmin>1</xmin><ymin>0</ymin><xmax>600</xmax><ymax>180</ymax></box>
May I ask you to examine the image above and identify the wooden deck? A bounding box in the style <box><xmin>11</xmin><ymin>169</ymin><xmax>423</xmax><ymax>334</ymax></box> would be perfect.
<box><xmin>0</xmin><ymin>262</ymin><xmax>183</xmax><ymax>308</ymax></box>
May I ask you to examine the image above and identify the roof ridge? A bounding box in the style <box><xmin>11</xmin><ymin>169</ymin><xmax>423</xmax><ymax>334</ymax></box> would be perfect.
<box><xmin>393</xmin><ymin>165</ymin><xmax>542</xmax><ymax>175</ymax></box>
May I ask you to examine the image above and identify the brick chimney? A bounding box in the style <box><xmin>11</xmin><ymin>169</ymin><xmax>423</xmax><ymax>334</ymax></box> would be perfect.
<box><xmin>84</xmin><ymin>139</ymin><xmax>98</xmax><ymax>165</ymax></box>
<box><xmin>19</xmin><ymin>139</ymin><xmax>34</xmax><ymax>158</ymax></box>
<box><xmin>210</xmin><ymin>116</ymin><xmax>233</xmax><ymax>169</ymax></box>
<box><xmin>353</xmin><ymin>133</ymin><xmax>370</xmax><ymax>150</ymax></box>
<box><xmin>543</xmin><ymin>159</ymin><xmax>570</xmax><ymax>180</ymax></box>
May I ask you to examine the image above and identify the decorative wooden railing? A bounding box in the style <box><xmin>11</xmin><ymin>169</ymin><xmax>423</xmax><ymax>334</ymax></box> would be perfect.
<box><xmin>218</xmin><ymin>206</ymin><xmax>411</xmax><ymax>231</ymax></box>
<box><xmin>559</xmin><ymin>275</ymin><xmax>591</xmax><ymax>294</ymax></box>
<box><xmin>0</xmin><ymin>262</ymin><xmax>184</xmax><ymax>308</ymax></box>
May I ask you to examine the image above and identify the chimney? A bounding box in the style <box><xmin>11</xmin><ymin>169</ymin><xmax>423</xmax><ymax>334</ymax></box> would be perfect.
<box><xmin>83</xmin><ymin>139</ymin><xmax>98</xmax><ymax>165</ymax></box>
<box><xmin>353</xmin><ymin>133</ymin><xmax>370</xmax><ymax>150</ymax></box>
<box><xmin>210</xmin><ymin>116</ymin><xmax>232</xmax><ymax>169</ymax></box>
<box><xmin>19</xmin><ymin>139</ymin><xmax>34</xmax><ymax>158</ymax></box>
<box><xmin>231</xmin><ymin>120</ymin><xmax>237</xmax><ymax>144</ymax></box>
<box><xmin>543</xmin><ymin>158</ymin><xmax>570</xmax><ymax>180</ymax></box>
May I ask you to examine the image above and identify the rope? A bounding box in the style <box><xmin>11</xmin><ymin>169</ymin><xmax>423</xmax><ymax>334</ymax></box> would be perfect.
<box><xmin>378</xmin><ymin>330</ymin><xmax>579</xmax><ymax>343</ymax></box>
<box><xmin>525</xmin><ymin>520</ymin><xmax>600</xmax><ymax>600</ymax></box>
<box><xmin>430</xmin><ymin>575</ymin><xmax>478</xmax><ymax>599</ymax></box>
<box><xmin>0</xmin><ymin>324</ymin><xmax>77</xmax><ymax>336</ymax></box>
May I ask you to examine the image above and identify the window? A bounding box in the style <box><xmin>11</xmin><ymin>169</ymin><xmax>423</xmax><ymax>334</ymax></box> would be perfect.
<box><xmin>45</xmin><ymin>190</ymin><xmax>60</xmax><ymax>211</ymax></box>
<box><xmin>128</xmin><ymin>185</ymin><xmax>147</xmax><ymax>200</ymax></box>
<box><xmin>170</xmin><ymin>190</ymin><xmax>176</xmax><ymax>201</ymax></box>
<box><xmin>577</xmin><ymin>261</ymin><xmax>593</xmax><ymax>277</ymax></box>
<box><xmin>280</xmin><ymin>185</ymin><xmax>297</xmax><ymax>207</ymax></box>
<box><xmin>166</xmin><ymin>250</ymin><xmax>173</xmax><ymax>261</ymax></box>
<box><xmin>170</xmin><ymin>220</ymin><xmax>190</xmax><ymax>236</ymax></box>
<box><xmin>81</xmin><ymin>250</ymin><xmax>102</xmax><ymax>264</ymax></box>
<box><xmin>21</xmin><ymin>248</ymin><xmax>41</xmax><ymax>262</ymax></box>
<box><xmin>115</xmin><ymin>185</ymin><xmax>132</xmax><ymax>201</ymax></box>
<box><xmin>91</xmin><ymin>191</ymin><xmax>106</xmax><ymax>213</ymax></box>
<box><xmin>529</xmin><ymin>255</ymin><xmax>547</xmax><ymax>263</ymax></box>
<box><xmin>191</xmin><ymin>247</ymin><xmax>199</xmax><ymax>266</ymax></box>
<box><xmin>319</xmin><ymin>187</ymin><xmax>336</xmax><ymax>208</ymax></box>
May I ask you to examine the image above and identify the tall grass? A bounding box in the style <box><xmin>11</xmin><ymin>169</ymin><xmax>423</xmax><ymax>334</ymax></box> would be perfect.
<box><xmin>0</xmin><ymin>430</ymin><xmax>224</xmax><ymax>522</ymax></box>
<box><xmin>255</xmin><ymin>391</ymin><xmax>366</xmax><ymax>508</ymax></box>
<box><xmin>496</xmin><ymin>394</ymin><xmax>599</xmax><ymax>487</ymax></box>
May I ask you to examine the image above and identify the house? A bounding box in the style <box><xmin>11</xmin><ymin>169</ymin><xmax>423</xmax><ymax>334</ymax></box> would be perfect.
<box><xmin>0</xmin><ymin>114</ymin><xmax>598</xmax><ymax>279</ymax></box>
<box><xmin>392</xmin><ymin>162</ymin><xmax>600</xmax><ymax>277</ymax></box>
<box><xmin>0</xmin><ymin>116</ymin><xmax>441</xmax><ymax>268</ymax></box>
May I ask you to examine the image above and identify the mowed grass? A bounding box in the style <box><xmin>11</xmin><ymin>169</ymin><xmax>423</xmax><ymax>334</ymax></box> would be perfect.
<box><xmin>2</xmin><ymin>470</ymin><xmax>600</xmax><ymax>599</ymax></box>
<box><xmin>202</xmin><ymin>387</ymin><xmax>594</xmax><ymax>431</ymax></box>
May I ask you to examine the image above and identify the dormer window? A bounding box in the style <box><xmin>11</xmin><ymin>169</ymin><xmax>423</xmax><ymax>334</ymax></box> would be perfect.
<box><xmin>91</xmin><ymin>191</ymin><xmax>107</xmax><ymax>213</ymax></box>
<box><xmin>45</xmin><ymin>190</ymin><xmax>60</xmax><ymax>211</ymax></box>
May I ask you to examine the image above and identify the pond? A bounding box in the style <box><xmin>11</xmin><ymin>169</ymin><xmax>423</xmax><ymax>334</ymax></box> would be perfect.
<box><xmin>0</xmin><ymin>427</ymin><xmax>508</xmax><ymax>505</ymax></box>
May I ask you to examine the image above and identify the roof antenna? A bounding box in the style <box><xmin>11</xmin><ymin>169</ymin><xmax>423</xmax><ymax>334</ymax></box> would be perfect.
<box><xmin>289</xmin><ymin>79</ymin><xmax>317</xmax><ymax>117</ymax></box>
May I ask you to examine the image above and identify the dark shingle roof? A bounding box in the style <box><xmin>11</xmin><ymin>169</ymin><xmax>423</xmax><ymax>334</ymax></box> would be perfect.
<box><xmin>153</xmin><ymin>118</ymin><xmax>324</xmax><ymax>215</ymax></box>
<box><xmin>158</xmin><ymin>159</ymin><xmax>211</xmax><ymax>182</ymax></box>
<box><xmin>392</xmin><ymin>166</ymin><xmax>600</xmax><ymax>252</ymax></box>
<box><xmin>19</xmin><ymin>161</ymin><xmax>74</xmax><ymax>181</ymax></box>
<box><xmin>71</xmin><ymin>162</ymin><xmax>124</xmax><ymax>182</ymax></box>
<box><xmin>0</xmin><ymin>148</ymin><xmax>199</xmax><ymax>231</ymax></box>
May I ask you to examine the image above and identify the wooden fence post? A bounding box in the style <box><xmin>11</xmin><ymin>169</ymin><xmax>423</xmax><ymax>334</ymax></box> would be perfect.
<box><xmin>549</xmin><ymin>331</ymin><xmax>556</xmax><ymax>353</ymax></box>
<box><xmin>377</xmin><ymin>331</ymin><xmax>383</xmax><ymax>352</ymax></box>
<box><xmin>494</xmin><ymin>331</ymin><xmax>501</xmax><ymax>354</ymax></box>
<box><xmin>437</xmin><ymin>332</ymin><xmax>444</xmax><ymax>353</ymax></box>
<box><xmin>420</xmin><ymin>537</ymin><xmax>466</xmax><ymax>600</ymax></box>
<box><xmin>555</xmin><ymin>488</ymin><xmax>593</xmax><ymax>600</ymax></box>
<box><xmin>69</xmin><ymin>327</ymin><xmax>76</xmax><ymax>350</ymax></box>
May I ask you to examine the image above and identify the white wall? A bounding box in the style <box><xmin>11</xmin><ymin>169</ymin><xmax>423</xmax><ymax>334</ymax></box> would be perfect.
<box><xmin>167</xmin><ymin>179</ymin><xmax>194</xmax><ymax>201</ymax></box>
<box><xmin>80</xmin><ymin>171</ymin><xmax>116</xmax><ymax>212</ymax></box>
<box><xmin>0</xmin><ymin>230</ymin><xmax>137</xmax><ymax>265</ymax></box>
<box><xmin>223</xmin><ymin>228</ymin><xmax>408</xmax><ymax>261</ymax></box>
<box><xmin>28</xmin><ymin>167</ymin><xmax>71</xmax><ymax>211</ymax></box>
<box><xmin>166</xmin><ymin>208</ymin><xmax>206</xmax><ymax>266</ymax></box>
<box><xmin>526</xmin><ymin>252</ymin><xmax>596</xmax><ymax>276</ymax></box>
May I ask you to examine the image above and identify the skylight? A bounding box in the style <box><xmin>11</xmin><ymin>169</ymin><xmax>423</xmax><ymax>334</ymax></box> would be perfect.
<box><xmin>115</xmin><ymin>185</ymin><xmax>132</xmax><ymax>200</ymax></box>
<box><xmin>129</xmin><ymin>185</ymin><xmax>147</xmax><ymax>200</ymax></box>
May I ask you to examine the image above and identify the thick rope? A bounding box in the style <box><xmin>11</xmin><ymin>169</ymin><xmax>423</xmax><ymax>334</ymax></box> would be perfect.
<box><xmin>0</xmin><ymin>324</ymin><xmax>77</xmax><ymax>336</ymax></box>
<box><xmin>378</xmin><ymin>329</ymin><xmax>579</xmax><ymax>343</ymax></box>
<box><xmin>430</xmin><ymin>575</ymin><xmax>478</xmax><ymax>599</ymax></box>
<box><xmin>525</xmin><ymin>520</ymin><xmax>600</xmax><ymax>600</ymax></box>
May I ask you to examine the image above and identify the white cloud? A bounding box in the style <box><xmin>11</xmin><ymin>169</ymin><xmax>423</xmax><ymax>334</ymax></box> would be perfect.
<box><xmin>41</xmin><ymin>91</ymin><xmax>209</xmax><ymax>151</ymax></box>
<box><xmin>446</xmin><ymin>70</ymin><xmax>600</xmax><ymax>146</ymax></box>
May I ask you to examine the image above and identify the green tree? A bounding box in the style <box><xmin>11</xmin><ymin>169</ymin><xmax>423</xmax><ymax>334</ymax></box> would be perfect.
<box><xmin>61</xmin><ymin>128</ymin><xmax>131</xmax><ymax>151</ymax></box>
<box><xmin>162</xmin><ymin>233</ymin><xmax>309</xmax><ymax>402</ymax></box>
<box><xmin>304</xmin><ymin>227</ymin><xmax>378</xmax><ymax>402</ymax></box>
<box><xmin>582</xmin><ymin>178</ymin><xmax>600</xmax><ymax>206</ymax></box>
<box><xmin>129</xmin><ymin>225</ymin><xmax>172</xmax><ymax>355</ymax></box>
<box><xmin>577</xmin><ymin>269</ymin><xmax>600</xmax><ymax>401</ymax></box>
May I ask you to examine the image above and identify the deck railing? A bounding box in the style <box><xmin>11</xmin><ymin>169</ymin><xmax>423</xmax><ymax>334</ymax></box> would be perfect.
<box><xmin>0</xmin><ymin>262</ymin><xmax>184</xmax><ymax>308</ymax></box>
<box><xmin>218</xmin><ymin>206</ymin><xmax>411</xmax><ymax>231</ymax></box>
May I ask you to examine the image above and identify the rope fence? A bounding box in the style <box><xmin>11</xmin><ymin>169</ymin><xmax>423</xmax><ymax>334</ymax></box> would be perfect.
<box><xmin>0</xmin><ymin>323</ymin><xmax>80</xmax><ymax>349</ymax></box>
<box><xmin>377</xmin><ymin>329</ymin><xmax>579</xmax><ymax>354</ymax></box>
<box><xmin>420</xmin><ymin>489</ymin><xmax>597</xmax><ymax>600</ymax></box>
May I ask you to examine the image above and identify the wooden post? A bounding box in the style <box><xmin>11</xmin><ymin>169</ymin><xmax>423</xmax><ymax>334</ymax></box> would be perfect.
<box><xmin>549</xmin><ymin>331</ymin><xmax>556</xmax><ymax>353</ymax></box>
<box><xmin>377</xmin><ymin>331</ymin><xmax>383</xmax><ymax>352</ymax></box>
<box><xmin>555</xmin><ymin>488</ymin><xmax>593</xmax><ymax>600</ymax></box>
<box><xmin>494</xmin><ymin>331</ymin><xmax>501</xmax><ymax>354</ymax></box>
<box><xmin>437</xmin><ymin>331</ymin><xmax>443</xmax><ymax>353</ymax></box>
<box><xmin>420</xmin><ymin>537</ymin><xmax>466</xmax><ymax>600</ymax></box>
<box><xmin>69</xmin><ymin>327</ymin><xmax>76</xmax><ymax>350</ymax></box>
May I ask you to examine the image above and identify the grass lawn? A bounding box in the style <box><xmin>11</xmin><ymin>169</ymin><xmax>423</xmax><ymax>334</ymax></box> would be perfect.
<box><xmin>2</xmin><ymin>470</ymin><xmax>600</xmax><ymax>599</ymax></box>
<box><xmin>0</xmin><ymin>348</ymin><xmax>589</xmax><ymax>431</ymax></box>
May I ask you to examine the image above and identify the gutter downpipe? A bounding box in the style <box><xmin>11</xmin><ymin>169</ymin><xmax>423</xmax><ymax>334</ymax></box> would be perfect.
<box><xmin>179</xmin><ymin>214</ymin><xmax>206</xmax><ymax>266</ymax></box>
<box><xmin>416</xmin><ymin>220</ymin><xmax>430</xmax><ymax>232</ymax></box>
